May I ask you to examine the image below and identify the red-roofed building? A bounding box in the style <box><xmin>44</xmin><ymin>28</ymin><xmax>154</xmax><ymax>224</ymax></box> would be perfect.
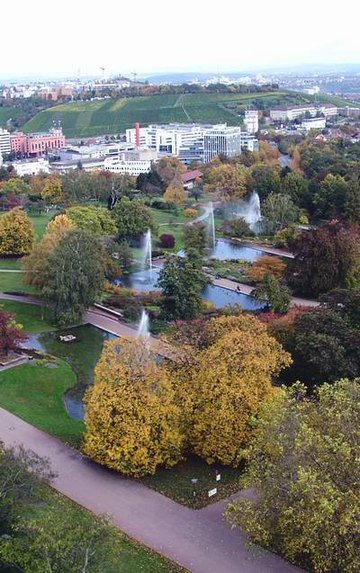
<box><xmin>181</xmin><ymin>169</ymin><xmax>203</xmax><ymax>189</ymax></box>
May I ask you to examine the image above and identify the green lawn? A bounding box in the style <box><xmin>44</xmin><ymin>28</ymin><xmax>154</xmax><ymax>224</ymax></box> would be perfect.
<box><xmin>0</xmin><ymin>272</ymin><xmax>37</xmax><ymax>294</ymax></box>
<box><xmin>28</xmin><ymin>211</ymin><xmax>55</xmax><ymax>238</ymax></box>
<box><xmin>142</xmin><ymin>455</ymin><xmax>243</xmax><ymax>509</ymax></box>
<box><xmin>0</xmin><ymin>359</ymin><xmax>84</xmax><ymax>447</ymax></box>
<box><xmin>151</xmin><ymin>208</ymin><xmax>188</xmax><ymax>252</ymax></box>
<box><xmin>0</xmin><ymin>258</ymin><xmax>21</xmax><ymax>270</ymax></box>
<box><xmin>7</xmin><ymin>485</ymin><xmax>185</xmax><ymax>573</ymax></box>
<box><xmin>0</xmin><ymin>300</ymin><xmax>53</xmax><ymax>332</ymax></box>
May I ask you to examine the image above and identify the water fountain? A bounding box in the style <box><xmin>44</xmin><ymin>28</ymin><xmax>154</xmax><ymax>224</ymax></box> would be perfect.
<box><xmin>140</xmin><ymin>229</ymin><xmax>153</xmax><ymax>282</ymax></box>
<box><xmin>195</xmin><ymin>202</ymin><xmax>216</xmax><ymax>249</ymax></box>
<box><xmin>232</xmin><ymin>191</ymin><xmax>262</xmax><ymax>232</ymax></box>
<box><xmin>137</xmin><ymin>309</ymin><xmax>150</xmax><ymax>339</ymax></box>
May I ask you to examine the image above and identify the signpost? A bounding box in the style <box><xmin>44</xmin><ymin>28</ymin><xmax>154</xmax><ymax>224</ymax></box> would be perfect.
<box><xmin>208</xmin><ymin>487</ymin><xmax>217</xmax><ymax>497</ymax></box>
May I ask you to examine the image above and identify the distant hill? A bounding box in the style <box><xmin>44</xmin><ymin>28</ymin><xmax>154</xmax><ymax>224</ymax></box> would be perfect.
<box><xmin>22</xmin><ymin>90</ymin><xmax>349</xmax><ymax>138</ymax></box>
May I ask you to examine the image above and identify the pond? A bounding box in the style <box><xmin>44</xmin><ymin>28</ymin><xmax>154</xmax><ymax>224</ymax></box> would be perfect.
<box><xmin>178</xmin><ymin>239</ymin><xmax>265</xmax><ymax>262</ymax></box>
<box><xmin>117</xmin><ymin>262</ymin><xmax>264</xmax><ymax>310</ymax></box>
<box><xmin>23</xmin><ymin>325</ymin><xmax>115</xmax><ymax>422</ymax></box>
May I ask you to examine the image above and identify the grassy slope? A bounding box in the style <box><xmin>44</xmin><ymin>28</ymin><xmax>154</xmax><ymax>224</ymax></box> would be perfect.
<box><xmin>0</xmin><ymin>272</ymin><xmax>36</xmax><ymax>294</ymax></box>
<box><xmin>22</xmin><ymin>90</ymin><xmax>349</xmax><ymax>138</ymax></box>
<box><xmin>0</xmin><ymin>359</ymin><xmax>84</xmax><ymax>447</ymax></box>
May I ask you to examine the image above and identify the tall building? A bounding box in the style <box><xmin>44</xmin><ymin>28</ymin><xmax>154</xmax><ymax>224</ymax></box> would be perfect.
<box><xmin>0</xmin><ymin>128</ymin><xmax>11</xmax><ymax>155</ymax></box>
<box><xmin>203</xmin><ymin>125</ymin><xmax>257</xmax><ymax>162</ymax></box>
<box><xmin>244</xmin><ymin>110</ymin><xmax>259</xmax><ymax>134</ymax></box>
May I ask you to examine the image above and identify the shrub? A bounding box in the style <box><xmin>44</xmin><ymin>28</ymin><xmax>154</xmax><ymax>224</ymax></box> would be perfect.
<box><xmin>159</xmin><ymin>234</ymin><xmax>175</xmax><ymax>249</ymax></box>
<box><xmin>184</xmin><ymin>208</ymin><xmax>198</xmax><ymax>218</ymax></box>
<box><xmin>221</xmin><ymin>218</ymin><xmax>254</xmax><ymax>238</ymax></box>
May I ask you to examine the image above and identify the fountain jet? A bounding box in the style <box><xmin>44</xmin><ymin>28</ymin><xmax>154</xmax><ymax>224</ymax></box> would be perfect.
<box><xmin>137</xmin><ymin>309</ymin><xmax>150</xmax><ymax>338</ymax></box>
<box><xmin>140</xmin><ymin>229</ymin><xmax>153</xmax><ymax>282</ymax></box>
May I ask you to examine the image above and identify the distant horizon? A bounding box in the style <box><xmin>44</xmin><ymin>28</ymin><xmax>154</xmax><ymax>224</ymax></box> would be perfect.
<box><xmin>1</xmin><ymin>61</ymin><xmax>360</xmax><ymax>84</ymax></box>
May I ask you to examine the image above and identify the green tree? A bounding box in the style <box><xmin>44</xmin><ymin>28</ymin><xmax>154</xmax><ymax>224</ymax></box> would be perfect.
<box><xmin>42</xmin><ymin>229</ymin><xmax>104</xmax><ymax>325</ymax></box>
<box><xmin>313</xmin><ymin>174</ymin><xmax>348</xmax><ymax>219</ymax></box>
<box><xmin>66</xmin><ymin>205</ymin><xmax>117</xmax><ymax>236</ymax></box>
<box><xmin>184</xmin><ymin>223</ymin><xmax>208</xmax><ymax>256</ymax></box>
<box><xmin>111</xmin><ymin>197</ymin><xmax>155</xmax><ymax>240</ymax></box>
<box><xmin>0</xmin><ymin>208</ymin><xmax>35</xmax><ymax>256</ymax></box>
<box><xmin>157</xmin><ymin>254</ymin><xmax>207</xmax><ymax>320</ymax></box>
<box><xmin>252</xmin><ymin>275</ymin><xmax>291</xmax><ymax>314</ymax></box>
<box><xmin>83</xmin><ymin>338</ymin><xmax>183</xmax><ymax>477</ymax></box>
<box><xmin>269</xmin><ymin>298</ymin><xmax>360</xmax><ymax>390</ymax></box>
<box><xmin>0</xmin><ymin>500</ymin><xmax>122</xmax><ymax>573</ymax></box>
<box><xmin>281</xmin><ymin>171</ymin><xmax>309</xmax><ymax>209</ymax></box>
<box><xmin>262</xmin><ymin>193</ymin><xmax>299</xmax><ymax>234</ymax></box>
<box><xmin>226</xmin><ymin>380</ymin><xmax>360</xmax><ymax>573</ymax></box>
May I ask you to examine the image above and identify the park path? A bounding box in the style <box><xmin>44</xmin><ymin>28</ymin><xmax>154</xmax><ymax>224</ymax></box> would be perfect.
<box><xmin>240</xmin><ymin>242</ymin><xmax>294</xmax><ymax>259</ymax></box>
<box><xmin>0</xmin><ymin>408</ymin><xmax>301</xmax><ymax>573</ymax></box>
<box><xmin>211</xmin><ymin>277</ymin><xmax>319</xmax><ymax>308</ymax></box>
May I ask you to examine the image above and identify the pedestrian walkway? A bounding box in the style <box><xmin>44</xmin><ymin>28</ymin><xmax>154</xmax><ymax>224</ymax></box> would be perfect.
<box><xmin>0</xmin><ymin>408</ymin><xmax>301</xmax><ymax>573</ymax></box>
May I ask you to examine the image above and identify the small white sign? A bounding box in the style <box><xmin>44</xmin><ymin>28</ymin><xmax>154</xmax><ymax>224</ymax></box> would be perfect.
<box><xmin>208</xmin><ymin>488</ymin><xmax>217</xmax><ymax>497</ymax></box>
<box><xmin>216</xmin><ymin>473</ymin><xmax>221</xmax><ymax>482</ymax></box>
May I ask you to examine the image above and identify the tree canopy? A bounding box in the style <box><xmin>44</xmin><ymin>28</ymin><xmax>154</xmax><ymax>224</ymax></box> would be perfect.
<box><xmin>42</xmin><ymin>229</ymin><xmax>104</xmax><ymax>325</ymax></box>
<box><xmin>111</xmin><ymin>197</ymin><xmax>155</xmax><ymax>240</ymax></box>
<box><xmin>226</xmin><ymin>380</ymin><xmax>360</xmax><ymax>573</ymax></box>
<box><xmin>0</xmin><ymin>208</ymin><xmax>35</xmax><ymax>256</ymax></box>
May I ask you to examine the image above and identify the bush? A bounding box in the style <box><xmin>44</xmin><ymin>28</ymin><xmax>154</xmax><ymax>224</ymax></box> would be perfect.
<box><xmin>221</xmin><ymin>218</ymin><xmax>254</xmax><ymax>238</ymax></box>
<box><xmin>274</xmin><ymin>226</ymin><xmax>298</xmax><ymax>248</ymax></box>
<box><xmin>159</xmin><ymin>234</ymin><xmax>175</xmax><ymax>249</ymax></box>
<box><xmin>184</xmin><ymin>208</ymin><xmax>198</xmax><ymax>218</ymax></box>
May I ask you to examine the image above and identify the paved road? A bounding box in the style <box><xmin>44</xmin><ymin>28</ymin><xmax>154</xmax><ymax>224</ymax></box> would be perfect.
<box><xmin>0</xmin><ymin>408</ymin><xmax>301</xmax><ymax>573</ymax></box>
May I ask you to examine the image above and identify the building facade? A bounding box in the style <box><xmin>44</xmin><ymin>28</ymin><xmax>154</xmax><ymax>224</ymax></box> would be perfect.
<box><xmin>270</xmin><ymin>104</ymin><xmax>337</xmax><ymax>122</ymax></box>
<box><xmin>10</xmin><ymin>128</ymin><xmax>66</xmax><ymax>157</ymax></box>
<box><xmin>244</xmin><ymin>110</ymin><xmax>259</xmax><ymax>134</ymax></box>
<box><xmin>0</xmin><ymin>128</ymin><xmax>11</xmax><ymax>155</ymax></box>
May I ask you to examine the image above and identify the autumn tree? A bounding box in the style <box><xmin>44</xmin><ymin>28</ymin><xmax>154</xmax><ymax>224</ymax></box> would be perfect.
<box><xmin>172</xmin><ymin>315</ymin><xmax>291</xmax><ymax>467</ymax></box>
<box><xmin>22</xmin><ymin>214</ymin><xmax>74</xmax><ymax>289</ymax></box>
<box><xmin>40</xmin><ymin>174</ymin><xmax>63</xmax><ymax>204</ymax></box>
<box><xmin>226</xmin><ymin>380</ymin><xmax>360</xmax><ymax>573</ymax></box>
<box><xmin>203</xmin><ymin>163</ymin><xmax>248</xmax><ymax>199</ymax></box>
<box><xmin>289</xmin><ymin>222</ymin><xmax>360</xmax><ymax>297</ymax></box>
<box><xmin>246</xmin><ymin>255</ymin><xmax>286</xmax><ymax>283</ymax></box>
<box><xmin>0</xmin><ymin>208</ymin><xmax>35</xmax><ymax>256</ymax></box>
<box><xmin>42</xmin><ymin>229</ymin><xmax>104</xmax><ymax>325</ymax></box>
<box><xmin>163</xmin><ymin>180</ymin><xmax>186</xmax><ymax>206</ymax></box>
<box><xmin>66</xmin><ymin>205</ymin><xmax>117</xmax><ymax>236</ymax></box>
<box><xmin>83</xmin><ymin>338</ymin><xmax>183</xmax><ymax>477</ymax></box>
<box><xmin>0</xmin><ymin>309</ymin><xmax>27</xmax><ymax>356</ymax></box>
<box><xmin>111</xmin><ymin>197</ymin><xmax>155</xmax><ymax>241</ymax></box>
<box><xmin>154</xmin><ymin>156</ymin><xmax>186</xmax><ymax>188</ymax></box>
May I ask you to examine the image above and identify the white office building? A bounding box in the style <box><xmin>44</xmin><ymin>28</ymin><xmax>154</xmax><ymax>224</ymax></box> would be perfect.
<box><xmin>126</xmin><ymin>123</ymin><xmax>258</xmax><ymax>164</ymax></box>
<box><xmin>244</xmin><ymin>110</ymin><xmax>259</xmax><ymax>134</ymax></box>
<box><xmin>203</xmin><ymin>125</ymin><xmax>258</xmax><ymax>162</ymax></box>
<box><xmin>301</xmin><ymin>117</ymin><xmax>326</xmax><ymax>131</ymax></box>
<box><xmin>10</xmin><ymin>158</ymin><xmax>50</xmax><ymax>176</ymax></box>
<box><xmin>0</xmin><ymin>128</ymin><xmax>11</xmax><ymax>155</ymax></box>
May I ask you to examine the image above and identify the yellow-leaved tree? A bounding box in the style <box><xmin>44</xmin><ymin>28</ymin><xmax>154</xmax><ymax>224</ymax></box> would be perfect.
<box><xmin>163</xmin><ymin>181</ymin><xmax>186</xmax><ymax>206</ymax></box>
<box><xmin>171</xmin><ymin>315</ymin><xmax>291</xmax><ymax>467</ymax></box>
<box><xmin>0</xmin><ymin>208</ymin><xmax>35</xmax><ymax>256</ymax></box>
<box><xmin>22</xmin><ymin>214</ymin><xmax>74</xmax><ymax>288</ymax></box>
<box><xmin>83</xmin><ymin>338</ymin><xmax>184</xmax><ymax>477</ymax></box>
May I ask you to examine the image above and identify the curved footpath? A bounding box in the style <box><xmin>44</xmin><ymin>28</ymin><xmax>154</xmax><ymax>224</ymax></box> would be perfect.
<box><xmin>0</xmin><ymin>408</ymin><xmax>301</xmax><ymax>573</ymax></box>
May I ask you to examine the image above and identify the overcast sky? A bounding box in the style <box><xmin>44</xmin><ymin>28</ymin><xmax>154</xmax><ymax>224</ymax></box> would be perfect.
<box><xmin>2</xmin><ymin>0</ymin><xmax>359</xmax><ymax>79</ymax></box>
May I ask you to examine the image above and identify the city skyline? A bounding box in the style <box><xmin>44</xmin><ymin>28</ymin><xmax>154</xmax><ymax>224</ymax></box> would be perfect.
<box><xmin>2</xmin><ymin>0</ymin><xmax>360</xmax><ymax>80</ymax></box>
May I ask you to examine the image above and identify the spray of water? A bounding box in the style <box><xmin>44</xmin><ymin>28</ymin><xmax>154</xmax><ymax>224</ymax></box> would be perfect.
<box><xmin>140</xmin><ymin>229</ymin><xmax>153</xmax><ymax>281</ymax></box>
<box><xmin>137</xmin><ymin>309</ymin><xmax>150</xmax><ymax>338</ymax></box>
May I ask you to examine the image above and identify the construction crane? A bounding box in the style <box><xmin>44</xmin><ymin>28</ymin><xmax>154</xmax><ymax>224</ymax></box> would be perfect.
<box><xmin>100</xmin><ymin>66</ymin><xmax>105</xmax><ymax>80</ymax></box>
<box><xmin>131</xmin><ymin>71</ymin><xmax>137</xmax><ymax>84</ymax></box>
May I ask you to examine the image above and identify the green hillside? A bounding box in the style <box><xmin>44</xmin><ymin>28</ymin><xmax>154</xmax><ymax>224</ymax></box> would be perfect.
<box><xmin>22</xmin><ymin>90</ymin><xmax>348</xmax><ymax>138</ymax></box>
